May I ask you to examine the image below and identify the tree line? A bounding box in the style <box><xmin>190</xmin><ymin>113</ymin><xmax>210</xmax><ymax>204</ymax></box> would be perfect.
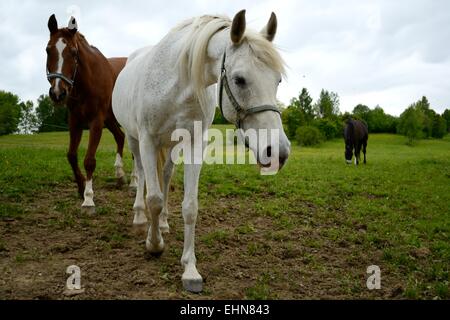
<box><xmin>0</xmin><ymin>90</ymin><xmax>67</xmax><ymax>135</ymax></box>
<box><xmin>1</xmin><ymin>88</ymin><xmax>449</xmax><ymax>146</ymax></box>
<box><xmin>263</xmin><ymin>88</ymin><xmax>447</xmax><ymax>146</ymax></box>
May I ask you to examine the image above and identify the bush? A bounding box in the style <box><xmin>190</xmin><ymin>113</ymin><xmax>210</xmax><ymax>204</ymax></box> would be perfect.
<box><xmin>398</xmin><ymin>105</ymin><xmax>423</xmax><ymax>145</ymax></box>
<box><xmin>295</xmin><ymin>126</ymin><xmax>324</xmax><ymax>146</ymax></box>
<box><xmin>314</xmin><ymin>118</ymin><xmax>339</xmax><ymax>140</ymax></box>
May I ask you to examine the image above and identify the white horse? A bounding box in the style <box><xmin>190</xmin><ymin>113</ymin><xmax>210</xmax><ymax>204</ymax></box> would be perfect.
<box><xmin>112</xmin><ymin>10</ymin><xmax>291</xmax><ymax>293</ymax></box>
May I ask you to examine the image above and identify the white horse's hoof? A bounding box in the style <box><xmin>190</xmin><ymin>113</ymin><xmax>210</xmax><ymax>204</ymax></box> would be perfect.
<box><xmin>132</xmin><ymin>222</ymin><xmax>148</xmax><ymax>234</ymax></box>
<box><xmin>159</xmin><ymin>217</ymin><xmax>170</xmax><ymax>234</ymax></box>
<box><xmin>117</xmin><ymin>175</ymin><xmax>127</xmax><ymax>187</ymax></box>
<box><xmin>129</xmin><ymin>179</ymin><xmax>138</xmax><ymax>189</ymax></box>
<box><xmin>182</xmin><ymin>274</ymin><xmax>203</xmax><ymax>293</ymax></box>
<box><xmin>81</xmin><ymin>206</ymin><xmax>96</xmax><ymax>215</ymax></box>
<box><xmin>128</xmin><ymin>186</ymin><xmax>137</xmax><ymax>196</ymax></box>
<box><xmin>160</xmin><ymin>224</ymin><xmax>170</xmax><ymax>234</ymax></box>
<box><xmin>146</xmin><ymin>237</ymin><xmax>164</xmax><ymax>255</ymax></box>
<box><xmin>133</xmin><ymin>209</ymin><xmax>148</xmax><ymax>225</ymax></box>
<box><xmin>159</xmin><ymin>213</ymin><xmax>170</xmax><ymax>233</ymax></box>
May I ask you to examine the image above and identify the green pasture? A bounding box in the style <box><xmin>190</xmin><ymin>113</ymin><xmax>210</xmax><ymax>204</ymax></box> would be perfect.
<box><xmin>0</xmin><ymin>127</ymin><xmax>448</xmax><ymax>299</ymax></box>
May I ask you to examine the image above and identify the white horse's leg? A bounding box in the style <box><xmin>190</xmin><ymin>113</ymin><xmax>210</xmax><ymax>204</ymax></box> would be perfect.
<box><xmin>159</xmin><ymin>153</ymin><xmax>174</xmax><ymax>234</ymax></box>
<box><xmin>129</xmin><ymin>159</ymin><xmax>138</xmax><ymax>190</ymax></box>
<box><xmin>127</xmin><ymin>136</ymin><xmax>148</xmax><ymax>226</ymax></box>
<box><xmin>139</xmin><ymin>135</ymin><xmax>164</xmax><ymax>254</ymax></box>
<box><xmin>114</xmin><ymin>153</ymin><xmax>127</xmax><ymax>185</ymax></box>
<box><xmin>181</xmin><ymin>162</ymin><xmax>203</xmax><ymax>293</ymax></box>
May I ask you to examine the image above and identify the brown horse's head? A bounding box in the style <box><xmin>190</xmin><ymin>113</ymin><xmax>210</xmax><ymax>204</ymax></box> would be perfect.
<box><xmin>46</xmin><ymin>14</ymin><xmax>79</xmax><ymax>104</ymax></box>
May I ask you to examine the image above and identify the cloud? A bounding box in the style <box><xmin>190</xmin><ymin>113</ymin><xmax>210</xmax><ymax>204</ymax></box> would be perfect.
<box><xmin>0</xmin><ymin>0</ymin><xmax>448</xmax><ymax>115</ymax></box>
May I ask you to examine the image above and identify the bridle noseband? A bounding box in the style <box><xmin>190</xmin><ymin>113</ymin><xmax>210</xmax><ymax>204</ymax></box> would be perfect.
<box><xmin>46</xmin><ymin>46</ymin><xmax>79</xmax><ymax>88</ymax></box>
<box><xmin>218</xmin><ymin>51</ymin><xmax>281</xmax><ymax>129</ymax></box>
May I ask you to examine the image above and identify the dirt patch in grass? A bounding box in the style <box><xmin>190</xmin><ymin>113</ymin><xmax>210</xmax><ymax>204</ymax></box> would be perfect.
<box><xmin>0</xmin><ymin>177</ymin><xmax>411</xmax><ymax>300</ymax></box>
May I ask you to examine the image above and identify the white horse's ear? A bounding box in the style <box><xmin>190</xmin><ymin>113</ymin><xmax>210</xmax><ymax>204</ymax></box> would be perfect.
<box><xmin>231</xmin><ymin>9</ymin><xmax>246</xmax><ymax>44</ymax></box>
<box><xmin>68</xmin><ymin>16</ymin><xmax>78</xmax><ymax>34</ymax></box>
<box><xmin>261</xmin><ymin>12</ymin><xmax>277</xmax><ymax>42</ymax></box>
<box><xmin>48</xmin><ymin>14</ymin><xmax>58</xmax><ymax>34</ymax></box>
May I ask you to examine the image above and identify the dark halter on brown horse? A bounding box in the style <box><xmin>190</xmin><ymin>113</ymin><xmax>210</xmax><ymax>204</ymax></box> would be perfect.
<box><xmin>45</xmin><ymin>14</ymin><xmax>128</xmax><ymax>213</ymax></box>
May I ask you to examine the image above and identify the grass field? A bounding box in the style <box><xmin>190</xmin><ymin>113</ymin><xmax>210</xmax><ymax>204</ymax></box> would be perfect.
<box><xmin>0</xmin><ymin>127</ymin><xmax>449</xmax><ymax>299</ymax></box>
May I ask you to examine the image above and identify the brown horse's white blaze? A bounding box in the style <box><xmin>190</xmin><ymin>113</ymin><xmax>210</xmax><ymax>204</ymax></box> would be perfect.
<box><xmin>52</xmin><ymin>38</ymin><xmax>66</xmax><ymax>98</ymax></box>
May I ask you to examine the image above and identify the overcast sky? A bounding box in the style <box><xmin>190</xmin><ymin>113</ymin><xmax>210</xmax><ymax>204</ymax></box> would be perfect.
<box><xmin>1</xmin><ymin>0</ymin><xmax>449</xmax><ymax>115</ymax></box>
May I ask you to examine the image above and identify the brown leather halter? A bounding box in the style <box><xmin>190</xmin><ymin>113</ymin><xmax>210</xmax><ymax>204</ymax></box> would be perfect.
<box><xmin>46</xmin><ymin>46</ymin><xmax>79</xmax><ymax>87</ymax></box>
<box><xmin>218</xmin><ymin>51</ymin><xmax>281</xmax><ymax>129</ymax></box>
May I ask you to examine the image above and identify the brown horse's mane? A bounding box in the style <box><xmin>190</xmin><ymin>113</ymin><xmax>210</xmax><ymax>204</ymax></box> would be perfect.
<box><xmin>56</xmin><ymin>28</ymin><xmax>102</xmax><ymax>58</ymax></box>
<box><xmin>75</xmin><ymin>32</ymin><xmax>102</xmax><ymax>57</ymax></box>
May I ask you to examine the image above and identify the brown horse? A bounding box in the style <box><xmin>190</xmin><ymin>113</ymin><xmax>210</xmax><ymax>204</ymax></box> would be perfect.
<box><xmin>46</xmin><ymin>14</ymin><xmax>127</xmax><ymax>213</ymax></box>
<box><xmin>344</xmin><ymin>118</ymin><xmax>368</xmax><ymax>165</ymax></box>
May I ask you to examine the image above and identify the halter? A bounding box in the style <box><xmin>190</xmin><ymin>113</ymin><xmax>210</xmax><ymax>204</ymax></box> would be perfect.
<box><xmin>218</xmin><ymin>51</ymin><xmax>281</xmax><ymax>129</ymax></box>
<box><xmin>46</xmin><ymin>46</ymin><xmax>79</xmax><ymax>87</ymax></box>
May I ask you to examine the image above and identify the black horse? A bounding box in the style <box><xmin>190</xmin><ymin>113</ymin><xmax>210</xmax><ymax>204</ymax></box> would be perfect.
<box><xmin>344</xmin><ymin>119</ymin><xmax>368</xmax><ymax>165</ymax></box>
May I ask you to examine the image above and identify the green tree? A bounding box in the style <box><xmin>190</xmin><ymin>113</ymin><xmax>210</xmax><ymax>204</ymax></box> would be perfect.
<box><xmin>315</xmin><ymin>89</ymin><xmax>340</xmax><ymax>119</ymax></box>
<box><xmin>282</xmin><ymin>101</ymin><xmax>304</xmax><ymax>139</ymax></box>
<box><xmin>19</xmin><ymin>100</ymin><xmax>38</xmax><ymax>134</ymax></box>
<box><xmin>0</xmin><ymin>90</ymin><xmax>21</xmax><ymax>135</ymax></box>
<box><xmin>351</xmin><ymin>104</ymin><xmax>398</xmax><ymax>133</ymax></box>
<box><xmin>297</xmin><ymin>88</ymin><xmax>315</xmax><ymax>123</ymax></box>
<box><xmin>283</xmin><ymin>89</ymin><xmax>314</xmax><ymax>138</ymax></box>
<box><xmin>398</xmin><ymin>104</ymin><xmax>423</xmax><ymax>145</ymax></box>
<box><xmin>35</xmin><ymin>94</ymin><xmax>68</xmax><ymax>132</ymax></box>
<box><xmin>415</xmin><ymin>96</ymin><xmax>435</xmax><ymax>138</ymax></box>
<box><xmin>368</xmin><ymin>106</ymin><xmax>388</xmax><ymax>133</ymax></box>
<box><xmin>442</xmin><ymin>109</ymin><xmax>450</xmax><ymax>133</ymax></box>
<box><xmin>431</xmin><ymin>114</ymin><xmax>447</xmax><ymax>139</ymax></box>
<box><xmin>352</xmin><ymin>104</ymin><xmax>370</xmax><ymax>123</ymax></box>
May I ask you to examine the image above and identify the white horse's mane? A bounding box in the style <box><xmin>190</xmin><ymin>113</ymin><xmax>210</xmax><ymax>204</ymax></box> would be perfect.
<box><xmin>174</xmin><ymin>14</ymin><xmax>286</xmax><ymax>112</ymax></box>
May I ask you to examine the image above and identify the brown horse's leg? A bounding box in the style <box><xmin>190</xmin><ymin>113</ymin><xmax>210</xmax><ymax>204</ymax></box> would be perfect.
<box><xmin>67</xmin><ymin>115</ymin><xmax>85</xmax><ymax>198</ymax></box>
<box><xmin>81</xmin><ymin>119</ymin><xmax>103</xmax><ymax>214</ymax></box>
<box><xmin>363</xmin><ymin>141</ymin><xmax>367</xmax><ymax>164</ymax></box>
<box><xmin>105</xmin><ymin>119</ymin><xmax>126</xmax><ymax>186</ymax></box>
<box><xmin>355</xmin><ymin>143</ymin><xmax>361</xmax><ymax>165</ymax></box>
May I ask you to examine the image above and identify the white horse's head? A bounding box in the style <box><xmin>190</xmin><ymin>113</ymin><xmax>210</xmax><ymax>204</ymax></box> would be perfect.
<box><xmin>219</xmin><ymin>10</ymin><xmax>290</xmax><ymax>173</ymax></box>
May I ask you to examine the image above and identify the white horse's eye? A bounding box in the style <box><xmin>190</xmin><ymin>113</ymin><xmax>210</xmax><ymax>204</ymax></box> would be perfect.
<box><xmin>234</xmin><ymin>76</ymin><xmax>246</xmax><ymax>87</ymax></box>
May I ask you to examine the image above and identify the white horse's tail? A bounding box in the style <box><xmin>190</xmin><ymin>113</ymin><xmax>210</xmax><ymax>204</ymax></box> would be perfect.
<box><xmin>157</xmin><ymin>148</ymin><xmax>167</xmax><ymax>189</ymax></box>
